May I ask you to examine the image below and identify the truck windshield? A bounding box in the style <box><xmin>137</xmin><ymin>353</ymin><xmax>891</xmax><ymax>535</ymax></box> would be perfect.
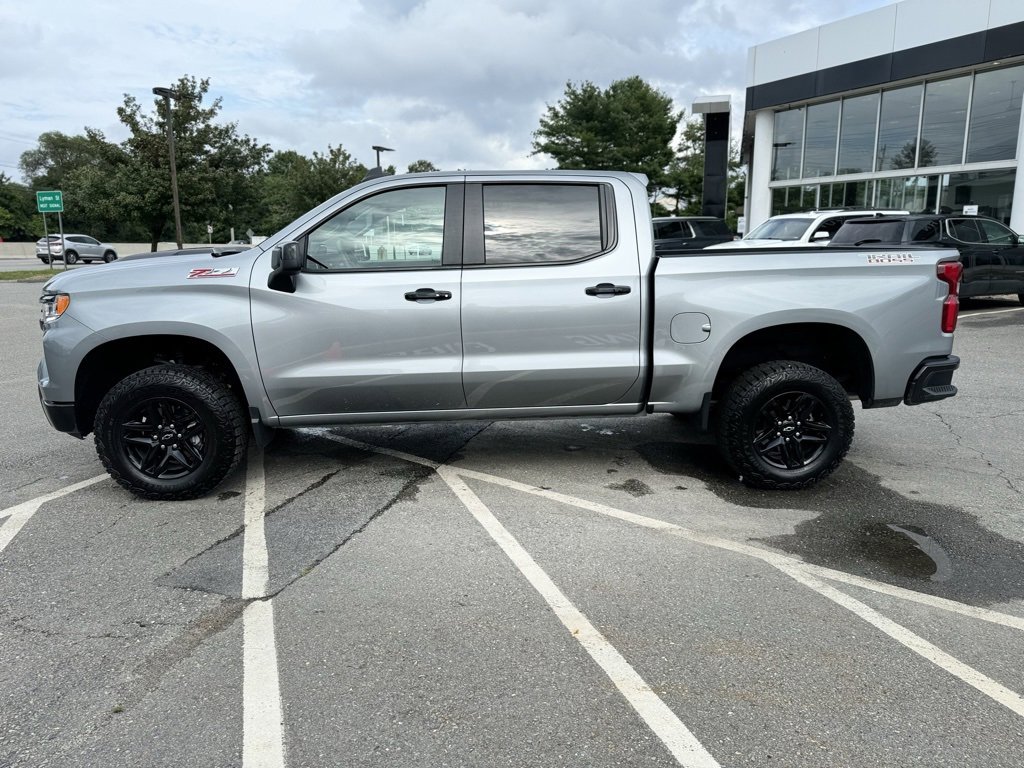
<box><xmin>744</xmin><ymin>218</ymin><xmax>814</xmax><ymax>241</ymax></box>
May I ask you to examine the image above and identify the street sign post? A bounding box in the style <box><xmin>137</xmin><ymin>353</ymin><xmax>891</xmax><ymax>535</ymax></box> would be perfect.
<box><xmin>36</xmin><ymin>191</ymin><xmax>63</xmax><ymax>213</ymax></box>
<box><xmin>36</xmin><ymin>191</ymin><xmax>66</xmax><ymax>271</ymax></box>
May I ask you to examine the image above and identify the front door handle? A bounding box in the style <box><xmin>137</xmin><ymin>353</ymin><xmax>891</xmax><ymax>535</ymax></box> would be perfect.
<box><xmin>405</xmin><ymin>288</ymin><xmax>453</xmax><ymax>302</ymax></box>
<box><xmin>585</xmin><ymin>283</ymin><xmax>631</xmax><ymax>297</ymax></box>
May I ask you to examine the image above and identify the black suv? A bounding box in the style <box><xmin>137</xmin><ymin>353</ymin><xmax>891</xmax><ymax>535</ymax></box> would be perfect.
<box><xmin>830</xmin><ymin>214</ymin><xmax>1024</xmax><ymax>303</ymax></box>
<box><xmin>652</xmin><ymin>216</ymin><xmax>734</xmax><ymax>254</ymax></box>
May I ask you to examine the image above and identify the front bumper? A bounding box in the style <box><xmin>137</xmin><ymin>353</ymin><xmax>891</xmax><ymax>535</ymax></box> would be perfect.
<box><xmin>904</xmin><ymin>355</ymin><xmax>959</xmax><ymax>405</ymax></box>
<box><xmin>39</xmin><ymin>386</ymin><xmax>82</xmax><ymax>437</ymax></box>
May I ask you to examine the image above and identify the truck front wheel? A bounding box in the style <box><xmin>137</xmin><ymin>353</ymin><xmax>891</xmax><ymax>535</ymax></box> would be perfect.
<box><xmin>716</xmin><ymin>361</ymin><xmax>853</xmax><ymax>490</ymax></box>
<box><xmin>94</xmin><ymin>365</ymin><xmax>248</xmax><ymax>500</ymax></box>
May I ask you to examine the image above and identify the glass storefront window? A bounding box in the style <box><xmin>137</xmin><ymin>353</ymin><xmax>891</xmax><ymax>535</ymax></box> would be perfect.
<box><xmin>802</xmin><ymin>101</ymin><xmax>840</xmax><ymax>178</ymax></box>
<box><xmin>876</xmin><ymin>84</ymin><xmax>922</xmax><ymax>170</ymax></box>
<box><xmin>939</xmin><ymin>170</ymin><xmax>1016</xmax><ymax>224</ymax></box>
<box><xmin>770</xmin><ymin>185</ymin><xmax>817</xmax><ymax>215</ymax></box>
<box><xmin>822</xmin><ymin>180</ymin><xmax>870</xmax><ymax>209</ymax></box>
<box><xmin>966</xmin><ymin>64</ymin><xmax>1024</xmax><ymax>163</ymax></box>
<box><xmin>772</xmin><ymin>109</ymin><xmax>804</xmax><ymax>181</ymax></box>
<box><xmin>837</xmin><ymin>93</ymin><xmax>879</xmax><ymax>174</ymax></box>
<box><xmin>920</xmin><ymin>76</ymin><xmax>971</xmax><ymax>167</ymax></box>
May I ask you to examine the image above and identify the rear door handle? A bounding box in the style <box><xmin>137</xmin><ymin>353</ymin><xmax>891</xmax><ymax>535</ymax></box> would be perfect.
<box><xmin>404</xmin><ymin>288</ymin><xmax>453</xmax><ymax>302</ymax></box>
<box><xmin>585</xmin><ymin>283</ymin><xmax>631</xmax><ymax>297</ymax></box>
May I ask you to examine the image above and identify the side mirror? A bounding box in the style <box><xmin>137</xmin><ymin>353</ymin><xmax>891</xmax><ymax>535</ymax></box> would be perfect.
<box><xmin>811</xmin><ymin>230</ymin><xmax>831</xmax><ymax>241</ymax></box>
<box><xmin>268</xmin><ymin>241</ymin><xmax>303</xmax><ymax>293</ymax></box>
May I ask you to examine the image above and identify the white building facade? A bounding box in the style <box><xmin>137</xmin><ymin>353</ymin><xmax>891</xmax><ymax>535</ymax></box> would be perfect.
<box><xmin>744</xmin><ymin>0</ymin><xmax>1024</xmax><ymax>232</ymax></box>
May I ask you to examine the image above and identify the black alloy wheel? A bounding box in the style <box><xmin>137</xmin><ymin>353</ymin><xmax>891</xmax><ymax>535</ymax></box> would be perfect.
<box><xmin>717</xmin><ymin>360</ymin><xmax>854</xmax><ymax>490</ymax></box>
<box><xmin>94</xmin><ymin>365</ymin><xmax>248</xmax><ymax>499</ymax></box>
<box><xmin>751</xmin><ymin>390</ymin><xmax>832</xmax><ymax>470</ymax></box>
<box><xmin>118</xmin><ymin>397</ymin><xmax>208</xmax><ymax>480</ymax></box>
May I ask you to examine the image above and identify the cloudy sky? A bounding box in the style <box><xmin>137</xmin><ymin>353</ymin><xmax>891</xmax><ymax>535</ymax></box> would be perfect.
<box><xmin>0</xmin><ymin>0</ymin><xmax>892</xmax><ymax>182</ymax></box>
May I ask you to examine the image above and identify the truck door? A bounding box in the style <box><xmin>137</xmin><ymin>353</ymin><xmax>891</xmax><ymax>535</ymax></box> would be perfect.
<box><xmin>459</xmin><ymin>180</ymin><xmax>643</xmax><ymax>409</ymax></box>
<box><xmin>249</xmin><ymin>184</ymin><xmax>467</xmax><ymax>419</ymax></box>
<box><xmin>975</xmin><ymin>218</ymin><xmax>1024</xmax><ymax>296</ymax></box>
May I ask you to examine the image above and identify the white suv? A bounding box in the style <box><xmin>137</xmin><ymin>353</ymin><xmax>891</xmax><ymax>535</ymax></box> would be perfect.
<box><xmin>706</xmin><ymin>209</ymin><xmax>908</xmax><ymax>249</ymax></box>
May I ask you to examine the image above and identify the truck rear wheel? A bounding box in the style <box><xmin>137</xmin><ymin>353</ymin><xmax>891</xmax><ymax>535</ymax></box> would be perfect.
<box><xmin>94</xmin><ymin>365</ymin><xmax>248</xmax><ymax>500</ymax></box>
<box><xmin>716</xmin><ymin>361</ymin><xmax>853</xmax><ymax>490</ymax></box>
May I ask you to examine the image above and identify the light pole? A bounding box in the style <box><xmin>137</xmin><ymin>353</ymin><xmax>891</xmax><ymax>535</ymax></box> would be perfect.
<box><xmin>152</xmin><ymin>86</ymin><xmax>184</xmax><ymax>249</ymax></box>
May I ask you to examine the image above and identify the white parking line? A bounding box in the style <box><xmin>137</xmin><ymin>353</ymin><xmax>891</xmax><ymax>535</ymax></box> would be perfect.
<box><xmin>241</xmin><ymin>449</ymin><xmax>285</xmax><ymax>768</ymax></box>
<box><xmin>0</xmin><ymin>475</ymin><xmax>107</xmax><ymax>553</ymax></box>
<box><xmin>776</xmin><ymin>562</ymin><xmax>1024</xmax><ymax>719</ymax></box>
<box><xmin>437</xmin><ymin>467</ymin><xmax>721</xmax><ymax>768</ymax></box>
<box><xmin>322</xmin><ymin>435</ymin><xmax>1024</xmax><ymax>728</ymax></box>
<box><xmin>960</xmin><ymin>306</ymin><xmax>1024</xmax><ymax>318</ymax></box>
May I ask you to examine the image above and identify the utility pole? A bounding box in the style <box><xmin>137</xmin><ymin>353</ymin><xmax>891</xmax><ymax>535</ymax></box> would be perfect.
<box><xmin>153</xmin><ymin>86</ymin><xmax>184</xmax><ymax>249</ymax></box>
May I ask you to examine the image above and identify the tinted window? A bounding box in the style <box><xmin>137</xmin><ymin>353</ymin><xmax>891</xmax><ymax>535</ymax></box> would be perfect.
<box><xmin>306</xmin><ymin>186</ymin><xmax>445</xmax><ymax>271</ymax></box>
<box><xmin>693</xmin><ymin>219</ymin><xmax>730</xmax><ymax>236</ymax></box>
<box><xmin>966</xmin><ymin>64</ymin><xmax>1024</xmax><ymax>163</ymax></box>
<box><xmin>837</xmin><ymin>93</ymin><xmax>879</xmax><ymax>174</ymax></box>
<box><xmin>483</xmin><ymin>184</ymin><xmax>603</xmax><ymax>265</ymax></box>
<box><xmin>802</xmin><ymin>100</ymin><xmax>840</xmax><ymax>178</ymax></box>
<box><xmin>772</xmin><ymin>108</ymin><xmax>804</xmax><ymax>181</ymax></box>
<box><xmin>830</xmin><ymin>221</ymin><xmax>904</xmax><ymax>245</ymax></box>
<box><xmin>653</xmin><ymin>221</ymin><xmax>684</xmax><ymax>240</ymax></box>
<box><xmin>909</xmin><ymin>219</ymin><xmax>942</xmax><ymax>242</ymax></box>
<box><xmin>877</xmin><ymin>85</ymin><xmax>922</xmax><ymax>170</ymax></box>
<box><xmin>977</xmin><ymin>219</ymin><xmax>1017</xmax><ymax>245</ymax></box>
<box><xmin>948</xmin><ymin>218</ymin><xmax>983</xmax><ymax>243</ymax></box>
<box><xmin>920</xmin><ymin>77</ymin><xmax>970</xmax><ymax>167</ymax></box>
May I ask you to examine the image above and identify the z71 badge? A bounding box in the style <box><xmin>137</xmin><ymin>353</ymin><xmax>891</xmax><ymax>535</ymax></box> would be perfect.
<box><xmin>187</xmin><ymin>267</ymin><xmax>240</xmax><ymax>279</ymax></box>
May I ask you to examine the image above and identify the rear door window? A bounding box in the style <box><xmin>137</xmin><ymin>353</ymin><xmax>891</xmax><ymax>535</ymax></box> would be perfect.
<box><xmin>481</xmin><ymin>184</ymin><xmax>606</xmax><ymax>265</ymax></box>
<box><xmin>948</xmin><ymin>219</ymin><xmax>984</xmax><ymax>243</ymax></box>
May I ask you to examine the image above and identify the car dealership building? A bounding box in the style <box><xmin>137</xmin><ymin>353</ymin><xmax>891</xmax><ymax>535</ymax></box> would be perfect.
<box><xmin>743</xmin><ymin>0</ymin><xmax>1024</xmax><ymax>232</ymax></box>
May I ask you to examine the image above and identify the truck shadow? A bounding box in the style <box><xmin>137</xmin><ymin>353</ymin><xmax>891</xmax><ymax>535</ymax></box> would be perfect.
<box><xmin>636</xmin><ymin>441</ymin><xmax>1024</xmax><ymax>608</ymax></box>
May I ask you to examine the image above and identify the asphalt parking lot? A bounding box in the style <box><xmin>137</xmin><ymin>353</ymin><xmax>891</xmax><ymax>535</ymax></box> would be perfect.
<box><xmin>2</xmin><ymin>279</ymin><xmax>1023</xmax><ymax>767</ymax></box>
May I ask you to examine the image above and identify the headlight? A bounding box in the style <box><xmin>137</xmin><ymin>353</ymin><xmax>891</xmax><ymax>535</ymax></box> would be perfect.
<box><xmin>39</xmin><ymin>292</ymin><xmax>70</xmax><ymax>329</ymax></box>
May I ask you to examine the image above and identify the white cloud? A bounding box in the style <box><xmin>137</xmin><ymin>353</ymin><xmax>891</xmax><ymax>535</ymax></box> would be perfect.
<box><xmin>0</xmin><ymin>0</ymin><xmax>893</xmax><ymax>180</ymax></box>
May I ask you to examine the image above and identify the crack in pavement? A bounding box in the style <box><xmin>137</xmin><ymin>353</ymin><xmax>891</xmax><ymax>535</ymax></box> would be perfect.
<box><xmin>931</xmin><ymin>411</ymin><xmax>1022</xmax><ymax>496</ymax></box>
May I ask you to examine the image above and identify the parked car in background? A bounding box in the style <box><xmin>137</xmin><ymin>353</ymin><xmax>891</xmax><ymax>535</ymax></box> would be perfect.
<box><xmin>652</xmin><ymin>216</ymin><xmax>733</xmax><ymax>253</ymax></box>
<box><xmin>707</xmin><ymin>209</ymin><xmax>908</xmax><ymax>250</ymax></box>
<box><xmin>829</xmin><ymin>214</ymin><xmax>1024</xmax><ymax>302</ymax></box>
<box><xmin>36</xmin><ymin>234</ymin><xmax>117</xmax><ymax>264</ymax></box>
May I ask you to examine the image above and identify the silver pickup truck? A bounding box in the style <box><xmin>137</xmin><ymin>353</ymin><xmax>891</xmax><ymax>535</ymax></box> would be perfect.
<box><xmin>37</xmin><ymin>171</ymin><xmax>961</xmax><ymax>499</ymax></box>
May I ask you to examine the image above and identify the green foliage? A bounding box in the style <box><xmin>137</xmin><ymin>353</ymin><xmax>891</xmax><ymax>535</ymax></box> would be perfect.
<box><xmin>406</xmin><ymin>159</ymin><xmax>439</xmax><ymax>173</ymax></box>
<box><xmin>532</xmin><ymin>76</ymin><xmax>679</xmax><ymax>188</ymax></box>
<box><xmin>0</xmin><ymin>173</ymin><xmax>43</xmax><ymax>240</ymax></box>
<box><xmin>253</xmin><ymin>145</ymin><xmax>368</xmax><ymax>235</ymax></box>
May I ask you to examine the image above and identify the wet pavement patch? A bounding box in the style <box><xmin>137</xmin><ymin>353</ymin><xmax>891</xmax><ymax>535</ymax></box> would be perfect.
<box><xmin>606</xmin><ymin>478</ymin><xmax>653</xmax><ymax>497</ymax></box>
<box><xmin>636</xmin><ymin>441</ymin><xmax>1024</xmax><ymax>606</ymax></box>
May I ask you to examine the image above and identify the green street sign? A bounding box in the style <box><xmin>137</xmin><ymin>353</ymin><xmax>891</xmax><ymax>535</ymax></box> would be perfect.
<box><xmin>36</xmin><ymin>190</ymin><xmax>64</xmax><ymax>213</ymax></box>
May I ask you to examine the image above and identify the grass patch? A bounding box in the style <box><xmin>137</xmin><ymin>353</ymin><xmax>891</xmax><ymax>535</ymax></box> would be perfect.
<box><xmin>0</xmin><ymin>269</ymin><xmax>61</xmax><ymax>282</ymax></box>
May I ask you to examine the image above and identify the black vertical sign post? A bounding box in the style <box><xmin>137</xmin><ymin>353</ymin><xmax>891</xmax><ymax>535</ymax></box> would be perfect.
<box><xmin>36</xmin><ymin>190</ymin><xmax>64</xmax><ymax>271</ymax></box>
<box><xmin>692</xmin><ymin>96</ymin><xmax>731</xmax><ymax>222</ymax></box>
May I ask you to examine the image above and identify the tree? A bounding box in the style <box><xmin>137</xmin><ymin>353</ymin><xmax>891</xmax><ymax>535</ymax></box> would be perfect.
<box><xmin>0</xmin><ymin>173</ymin><xmax>43</xmax><ymax>241</ymax></box>
<box><xmin>100</xmin><ymin>76</ymin><xmax>271</xmax><ymax>249</ymax></box>
<box><xmin>254</xmin><ymin>145</ymin><xmax>368</xmax><ymax>235</ymax></box>
<box><xmin>406</xmin><ymin>159</ymin><xmax>439</xmax><ymax>173</ymax></box>
<box><xmin>532</xmin><ymin>76</ymin><xmax>679</xmax><ymax>189</ymax></box>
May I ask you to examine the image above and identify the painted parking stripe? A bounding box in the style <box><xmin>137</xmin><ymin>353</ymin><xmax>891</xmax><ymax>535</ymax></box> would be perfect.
<box><xmin>319</xmin><ymin>433</ymin><xmax>1024</xmax><ymax>725</ymax></box>
<box><xmin>960</xmin><ymin>306</ymin><xmax>1024</xmax><ymax>318</ymax></box>
<box><xmin>0</xmin><ymin>474</ymin><xmax>107</xmax><ymax>553</ymax></box>
<box><xmin>241</xmin><ymin>449</ymin><xmax>285</xmax><ymax>768</ymax></box>
<box><xmin>437</xmin><ymin>467</ymin><xmax>721</xmax><ymax>768</ymax></box>
<box><xmin>776</xmin><ymin>562</ymin><xmax>1024</xmax><ymax>718</ymax></box>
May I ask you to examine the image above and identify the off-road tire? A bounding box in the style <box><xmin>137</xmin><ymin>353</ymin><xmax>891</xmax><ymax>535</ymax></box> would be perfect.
<box><xmin>716</xmin><ymin>360</ymin><xmax>854</xmax><ymax>490</ymax></box>
<box><xmin>94</xmin><ymin>365</ymin><xmax>248</xmax><ymax>500</ymax></box>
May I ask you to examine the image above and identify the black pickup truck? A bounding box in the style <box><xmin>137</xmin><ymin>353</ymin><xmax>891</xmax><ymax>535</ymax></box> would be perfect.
<box><xmin>829</xmin><ymin>214</ymin><xmax>1024</xmax><ymax>303</ymax></box>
